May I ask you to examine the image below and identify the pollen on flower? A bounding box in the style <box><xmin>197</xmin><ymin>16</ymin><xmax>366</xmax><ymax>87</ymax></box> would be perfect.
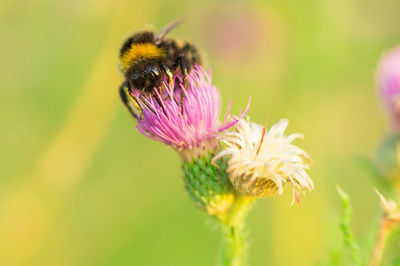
<box><xmin>213</xmin><ymin>117</ymin><xmax>313</xmax><ymax>204</ymax></box>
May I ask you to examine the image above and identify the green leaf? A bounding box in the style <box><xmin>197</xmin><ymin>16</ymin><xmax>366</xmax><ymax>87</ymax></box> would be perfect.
<box><xmin>336</xmin><ymin>185</ymin><xmax>363</xmax><ymax>266</ymax></box>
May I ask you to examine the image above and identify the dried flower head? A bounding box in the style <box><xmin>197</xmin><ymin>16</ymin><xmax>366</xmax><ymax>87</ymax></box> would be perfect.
<box><xmin>127</xmin><ymin>66</ymin><xmax>248</xmax><ymax>161</ymax></box>
<box><xmin>213</xmin><ymin>117</ymin><xmax>313</xmax><ymax>204</ymax></box>
<box><xmin>378</xmin><ymin>45</ymin><xmax>400</xmax><ymax>132</ymax></box>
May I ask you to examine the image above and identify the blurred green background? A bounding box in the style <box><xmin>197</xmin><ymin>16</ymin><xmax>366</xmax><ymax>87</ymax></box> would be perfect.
<box><xmin>1</xmin><ymin>0</ymin><xmax>400</xmax><ymax>265</ymax></box>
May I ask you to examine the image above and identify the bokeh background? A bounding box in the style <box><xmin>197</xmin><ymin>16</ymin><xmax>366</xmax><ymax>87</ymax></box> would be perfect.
<box><xmin>1</xmin><ymin>0</ymin><xmax>400</xmax><ymax>265</ymax></box>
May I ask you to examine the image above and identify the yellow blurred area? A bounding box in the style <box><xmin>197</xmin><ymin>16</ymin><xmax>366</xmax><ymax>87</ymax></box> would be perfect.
<box><xmin>0</xmin><ymin>0</ymin><xmax>399</xmax><ymax>265</ymax></box>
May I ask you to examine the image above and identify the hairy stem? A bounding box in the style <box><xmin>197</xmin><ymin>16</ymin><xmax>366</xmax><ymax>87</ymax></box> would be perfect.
<box><xmin>219</xmin><ymin>195</ymin><xmax>254</xmax><ymax>266</ymax></box>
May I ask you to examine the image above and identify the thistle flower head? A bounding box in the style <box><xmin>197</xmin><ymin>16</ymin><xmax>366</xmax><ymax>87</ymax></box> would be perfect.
<box><xmin>213</xmin><ymin>117</ymin><xmax>313</xmax><ymax>204</ymax></box>
<box><xmin>378</xmin><ymin>45</ymin><xmax>400</xmax><ymax>132</ymax></box>
<box><xmin>128</xmin><ymin>66</ymin><xmax>248</xmax><ymax>161</ymax></box>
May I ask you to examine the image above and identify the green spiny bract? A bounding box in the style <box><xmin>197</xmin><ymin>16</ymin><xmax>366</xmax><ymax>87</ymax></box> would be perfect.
<box><xmin>182</xmin><ymin>153</ymin><xmax>235</xmax><ymax>220</ymax></box>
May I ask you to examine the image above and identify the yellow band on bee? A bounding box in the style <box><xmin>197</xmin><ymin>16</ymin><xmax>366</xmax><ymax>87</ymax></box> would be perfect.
<box><xmin>119</xmin><ymin>43</ymin><xmax>165</xmax><ymax>72</ymax></box>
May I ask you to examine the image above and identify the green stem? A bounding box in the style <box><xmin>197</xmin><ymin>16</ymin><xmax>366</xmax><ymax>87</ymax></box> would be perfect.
<box><xmin>370</xmin><ymin>219</ymin><xmax>392</xmax><ymax>266</ymax></box>
<box><xmin>220</xmin><ymin>195</ymin><xmax>254</xmax><ymax>266</ymax></box>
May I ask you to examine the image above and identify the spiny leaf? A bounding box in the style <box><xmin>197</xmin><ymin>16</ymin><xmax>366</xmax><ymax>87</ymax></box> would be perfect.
<box><xmin>336</xmin><ymin>185</ymin><xmax>363</xmax><ymax>266</ymax></box>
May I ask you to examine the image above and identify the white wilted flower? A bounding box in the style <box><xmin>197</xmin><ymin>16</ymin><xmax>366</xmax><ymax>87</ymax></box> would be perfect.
<box><xmin>213</xmin><ymin>117</ymin><xmax>313</xmax><ymax>204</ymax></box>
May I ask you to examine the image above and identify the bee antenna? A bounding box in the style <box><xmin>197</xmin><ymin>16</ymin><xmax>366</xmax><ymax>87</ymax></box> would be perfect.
<box><xmin>155</xmin><ymin>18</ymin><xmax>185</xmax><ymax>44</ymax></box>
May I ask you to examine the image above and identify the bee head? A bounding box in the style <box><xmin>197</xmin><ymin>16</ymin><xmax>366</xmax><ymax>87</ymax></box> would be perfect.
<box><xmin>129</xmin><ymin>63</ymin><xmax>163</xmax><ymax>91</ymax></box>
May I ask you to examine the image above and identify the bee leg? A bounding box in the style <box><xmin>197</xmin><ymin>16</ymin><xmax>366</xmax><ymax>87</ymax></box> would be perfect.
<box><xmin>177</xmin><ymin>53</ymin><xmax>191</xmax><ymax>114</ymax></box>
<box><xmin>160</xmin><ymin>63</ymin><xmax>174</xmax><ymax>86</ymax></box>
<box><xmin>119</xmin><ymin>82</ymin><xmax>139</xmax><ymax>119</ymax></box>
<box><xmin>160</xmin><ymin>62</ymin><xmax>182</xmax><ymax>108</ymax></box>
<box><xmin>153</xmin><ymin>89</ymin><xmax>167</xmax><ymax>115</ymax></box>
<box><xmin>177</xmin><ymin>43</ymin><xmax>202</xmax><ymax>114</ymax></box>
<box><xmin>138</xmin><ymin>90</ymin><xmax>159</xmax><ymax>116</ymax></box>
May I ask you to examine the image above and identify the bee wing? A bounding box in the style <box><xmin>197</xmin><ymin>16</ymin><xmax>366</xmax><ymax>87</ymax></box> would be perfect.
<box><xmin>155</xmin><ymin>18</ymin><xmax>184</xmax><ymax>44</ymax></box>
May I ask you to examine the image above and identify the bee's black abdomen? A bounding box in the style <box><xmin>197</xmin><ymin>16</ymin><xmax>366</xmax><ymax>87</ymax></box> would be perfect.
<box><xmin>132</xmin><ymin>31</ymin><xmax>155</xmax><ymax>43</ymax></box>
<box><xmin>120</xmin><ymin>31</ymin><xmax>155</xmax><ymax>56</ymax></box>
<box><xmin>184</xmin><ymin>43</ymin><xmax>202</xmax><ymax>66</ymax></box>
<box><xmin>120</xmin><ymin>38</ymin><xmax>134</xmax><ymax>56</ymax></box>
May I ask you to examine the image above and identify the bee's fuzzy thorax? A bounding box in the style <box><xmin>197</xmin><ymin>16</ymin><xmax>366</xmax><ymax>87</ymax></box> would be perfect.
<box><xmin>119</xmin><ymin>43</ymin><xmax>165</xmax><ymax>73</ymax></box>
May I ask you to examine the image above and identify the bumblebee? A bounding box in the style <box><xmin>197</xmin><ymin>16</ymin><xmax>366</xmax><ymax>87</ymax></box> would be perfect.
<box><xmin>118</xmin><ymin>19</ymin><xmax>201</xmax><ymax>117</ymax></box>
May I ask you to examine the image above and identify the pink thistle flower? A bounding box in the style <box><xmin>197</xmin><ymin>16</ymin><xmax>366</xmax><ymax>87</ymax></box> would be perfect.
<box><xmin>128</xmin><ymin>65</ymin><xmax>250</xmax><ymax>160</ymax></box>
<box><xmin>378</xmin><ymin>45</ymin><xmax>400</xmax><ymax>132</ymax></box>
